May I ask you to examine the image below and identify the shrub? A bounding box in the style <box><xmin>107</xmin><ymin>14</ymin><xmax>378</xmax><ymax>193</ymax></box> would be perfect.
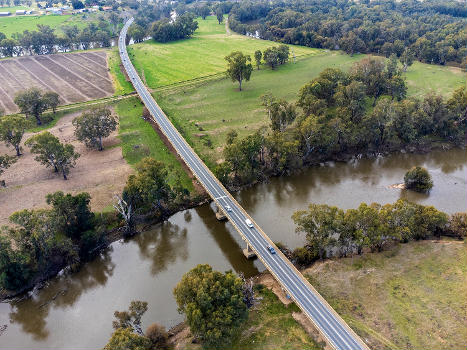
<box><xmin>404</xmin><ymin>166</ymin><xmax>433</xmax><ymax>192</ymax></box>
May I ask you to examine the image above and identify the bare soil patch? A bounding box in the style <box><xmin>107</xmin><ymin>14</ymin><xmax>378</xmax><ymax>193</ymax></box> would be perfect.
<box><xmin>0</xmin><ymin>51</ymin><xmax>114</xmax><ymax>115</ymax></box>
<box><xmin>256</xmin><ymin>272</ymin><xmax>293</xmax><ymax>306</ymax></box>
<box><xmin>0</xmin><ymin>110</ymin><xmax>133</xmax><ymax>226</ymax></box>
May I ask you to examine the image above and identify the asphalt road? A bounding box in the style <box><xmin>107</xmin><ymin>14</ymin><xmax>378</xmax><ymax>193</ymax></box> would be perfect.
<box><xmin>119</xmin><ymin>18</ymin><xmax>369</xmax><ymax>350</ymax></box>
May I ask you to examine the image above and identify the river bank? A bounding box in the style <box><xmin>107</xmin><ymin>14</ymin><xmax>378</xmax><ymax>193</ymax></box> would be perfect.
<box><xmin>0</xmin><ymin>147</ymin><xmax>465</xmax><ymax>349</ymax></box>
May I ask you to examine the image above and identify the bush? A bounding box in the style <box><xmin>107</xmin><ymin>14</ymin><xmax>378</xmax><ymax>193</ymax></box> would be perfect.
<box><xmin>145</xmin><ymin>323</ymin><xmax>168</xmax><ymax>349</ymax></box>
<box><xmin>448</xmin><ymin>213</ymin><xmax>467</xmax><ymax>239</ymax></box>
<box><xmin>404</xmin><ymin>166</ymin><xmax>433</xmax><ymax>192</ymax></box>
<box><xmin>292</xmin><ymin>246</ymin><xmax>317</xmax><ymax>266</ymax></box>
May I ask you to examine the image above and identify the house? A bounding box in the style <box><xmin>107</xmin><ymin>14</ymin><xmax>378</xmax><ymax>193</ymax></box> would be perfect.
<box><xmin>0</xmin><ymin>11</ymin><xmax>11</xmax><ymax>16</ymax></box>
<box><xmin>102</xmin><ymin>6</ymin><xmax>112</xmax><ymax>11</ymax></box>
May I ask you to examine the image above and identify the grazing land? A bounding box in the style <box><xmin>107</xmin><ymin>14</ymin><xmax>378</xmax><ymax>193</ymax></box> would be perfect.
<box><xmin>112</xmin><ymin>16</ymin><xmax>465</xmax><ymax>165</ymax></box>
<box><xmin>0</xmin><ymin>51</ymin><xmax>114</xmax><ymax>115</ymax></box>
<box><xmin>0</xmin><ymin>109</ymin><xmax>132</xmax><ymax>225</ymax></box>
<box><xmin>154</xmin><ymin>50</ymin><xmax>465</xmax><ymax>164</ymax></box>
<box><xmin>304</xmin><ymin>240</ymin><xmax>467</xmax><ymax>350</ymax></box>
<box><xmin>125</xmin><ymin>16</ymin><xmax>321</xmax><ymax>89</ymax></box>
<box><xmin>0</xmin><ymin>14</ymin><xmax>93</xmax><ymax>38</ymax></box>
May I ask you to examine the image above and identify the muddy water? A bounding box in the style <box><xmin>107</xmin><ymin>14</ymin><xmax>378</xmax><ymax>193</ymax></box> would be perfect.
<box><xmin>0</xmin><ymin>148</ymin><xmax>465</xmax><ymax>349</ymax></box>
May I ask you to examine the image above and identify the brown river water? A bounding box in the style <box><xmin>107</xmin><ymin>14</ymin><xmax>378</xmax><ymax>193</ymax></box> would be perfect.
<box><xmin>0</xmin><ymin>148</ymin><xmax>465</xmax><ymax>349</ymax></box>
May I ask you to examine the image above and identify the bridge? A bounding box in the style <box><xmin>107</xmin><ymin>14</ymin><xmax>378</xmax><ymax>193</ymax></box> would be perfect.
<box><xmin>119</xmin><ymin>18</ymin><xmax>369</xmax><ymax>350</ymax></box>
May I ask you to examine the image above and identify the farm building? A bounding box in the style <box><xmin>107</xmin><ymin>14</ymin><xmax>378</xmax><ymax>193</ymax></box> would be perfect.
<box><xmin>16</xmin><ymin>10</ymin><xmax>26</xmax><ymax>15</ymax></box>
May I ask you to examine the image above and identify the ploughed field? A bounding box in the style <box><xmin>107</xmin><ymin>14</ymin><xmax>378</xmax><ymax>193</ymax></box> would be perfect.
<box><xmin>0</xmin><ymin>51</ymin><xmax>114</xmax><ymax>114</ymax></box>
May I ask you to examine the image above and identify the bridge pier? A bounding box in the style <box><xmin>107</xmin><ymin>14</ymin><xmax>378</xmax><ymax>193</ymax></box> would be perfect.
<box><xmin>215</xmin><ymin>204</ymin><xmax>227</xmax><ymax>220</ymax></box>
<box><xmin>243</xmin><ymin>242</ymin><xmax>256</xmax><ymax>259</ymax></box>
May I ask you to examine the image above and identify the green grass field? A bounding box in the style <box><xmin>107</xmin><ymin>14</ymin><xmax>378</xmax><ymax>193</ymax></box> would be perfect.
<box><xmin>0</xmin><ymin>6</ymin><xmax>30</xmax><ymax>12</ymax></box>
<box><xmin>0</xmin><ymin>13</ymin><xmax>96</xmax><ymax>37</ymax></box>
<box><xmin>115</xmin><ymin>97</ymin><xmax>192</xmax><ymax>190</ymax></box>
<box><xmin>305</xmin><ymin>240</ymin><xmax>467</xmax><ymax>350</ymax></box>
<box><xmin>127</xmin><ymin>16</ymin><xmax>322</xmax><ymax>89</ymax></box>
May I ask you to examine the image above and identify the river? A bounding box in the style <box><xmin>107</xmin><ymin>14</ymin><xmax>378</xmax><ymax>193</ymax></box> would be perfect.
<box><xmin>0</xmin><ymin>148</ymin><xmax>465</xmax><ymax>349</ymax></box>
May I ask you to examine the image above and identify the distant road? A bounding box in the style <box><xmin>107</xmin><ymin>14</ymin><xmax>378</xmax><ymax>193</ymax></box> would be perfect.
<box><xmin>119</xmin><ymin>18</ymin><xmax>369</xmax><ymax>350</ymax></box>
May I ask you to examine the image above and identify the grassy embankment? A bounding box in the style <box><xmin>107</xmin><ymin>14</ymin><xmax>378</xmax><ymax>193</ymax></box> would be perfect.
<box><xmin>114</xmin><ymin>97</ymin><xmax>193</xmax><ymax>190</ymax></box>
<box><xmin>305</xmin><ymin>240</ymin><xmax>467</xmax><ymax>350</ymax></box>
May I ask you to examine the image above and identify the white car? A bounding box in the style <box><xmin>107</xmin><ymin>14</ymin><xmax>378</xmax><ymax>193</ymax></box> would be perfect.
<box><xmin>245</xmin><ymin>219</ymin><xmax>254</xmax><ymax>228</ymax></box>
<box><xmin>225</xmin><ymin>205</ymin><xmax>232</xmax><ymax>212</ymax></box>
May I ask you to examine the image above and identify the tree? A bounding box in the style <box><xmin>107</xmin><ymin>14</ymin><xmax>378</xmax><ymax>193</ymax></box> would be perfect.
<box><xmin>261</xmin><ymin>96</ymin><xmax>297</xmax><ymax>132</ymax></box>
<box><xmin>404</xmin><ymin>166</ymin><xmax>433</xmax><ymax>193</ymax></box>
<box><xmin>0</xmin><ymin>38</ymin><xmax>19</xmax><ymax>57</ymax></box>
<box><xmin>351</xmin><ymin>57</ymin><xmax>387</xmax><ymax>106</ymax></box>
<box><xmin>71</xmin><ymin>0</ymin><xmax>84</xmax><ymax>9</ymax></box>
<box><xmin>199</xmin><ymin>5</ymin><xmax>210</xmax><ymax>20</ymax></box>
<box><xmin>0</xmin><ymin>154</ymin><xmax>16</xmax><ymax>186</ymax></box>
<box><xmin>254</xmin><ymin>50</ymin><xmax>262</xmax><ymax>70</ymax></box>
<box><xmin>0</xmin><ymin>115</ymin><xmax>29</xmax><ymax>156</ymax></box>
<box><xmin>14</xmin><ymin>88</ymin><xmax>48</xmax><ymax>125</ymax></box>
<box><xmin>216</xmin><ymin>7</ymin><xmax>223</xmax><ymax>24</ymax></box>
<box><xmin>73</xmin><ymin>107</ymin><xmax>117</xmax><ymax>151</ymax></box>
<box><xmin>448</xmin><ymin>213</ymin><xmax>467</xmax><ymax>239</ymax></box>
<box><xmin>25</xmin><ymin>132</ymin><xmax>80</xmax><ymax>180</ymax></box>
<box><xmin>113</xmin><ymin>300</ymin><xmax>148</xmax><ymax>335</ymax></box>
<box><xmin>334</xmin><ymin>81</ymin><xmax>366</xmax><ymax>122</ymax></box>
<box><xmin>128</xmin><ymin>23</ymin><xmax>146</xmax><ymax>43</ymax></box>
<box><xmin>43</xmin><ymin>91</ymin><xmax>60</xmax><ymax>113</ymax></box>
<box><xmin>263</xmin><ymin>47</ymin><xmax>279</xmax><ymax>70</ymax></box>
<box><xmin>123</xmin><ymin>157</ymin><xmax>174</xmax><ymax>216</ymax></box>
<box><xmin>104</xmin><ymin>328</ymin><xmax>153</xmax><ymax>350</ymax></box>
<box><xmin>145</xmin><ymin>323</ymin><xmax>168</xmax><ymax>349</ymax></box>
<box><xmin>225</xmin><ymin>51</ymin><xmax>253</xmax><ymax>91</ymax></box>
<box><xmin>386</xmin><ymin>74</ymin><xmax>407</xmax><ymax>101</ymax></box>
<box><xmin>46</xmin><ymin>191</ymin><xmax>94</xmax><ymax>239</ymax></box>
<box><xmin>399</xmin><ymin>49</ymin><xmax>414</xmax><ymax>72</ymax></box>
<box><xmin>292</xmin><ymin>204</ymin><xmax>343</xmax><ymax>259</ymax></box>
<box><xmin>173</xmin><ymin>264</ymin><xmax>248</xmax><ymax>348</ymax></box>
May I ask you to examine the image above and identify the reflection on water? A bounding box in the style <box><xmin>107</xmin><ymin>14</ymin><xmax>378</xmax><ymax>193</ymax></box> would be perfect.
<box><xmin>0</xmin><ymin>148</ymin><xmax>465</xmax><ymax>349</ymax></box>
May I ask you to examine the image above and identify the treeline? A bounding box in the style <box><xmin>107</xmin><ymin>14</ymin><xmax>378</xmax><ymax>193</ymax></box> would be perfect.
<box><xmin>288</xmin><ymin>200</ymin><xmax>466</xmax><ymax>266</ymax></box>
<box><xmin>0</xmin><ymin>14</ymin><xmax>121</xmax><ymax>57</ymax></box>
<box><xmin>0</xmin><ymin>191</ymin><xmax>106</xmax><ymax>291</ymax></box>
<box><xmin>228</xmin><ymin>0</ymin><xmax>467</xmax><ymax>66</ymax></box>
<box><xmin>150</xmin><ymin>12</ymin><xmax>198</xmax><ymax>43</ymax></box>
<box><xmin>215</xmin><ymin>57</ymin><xmax>467</xmax><ymax>187</ymax></box>
<box><xmin>130</xmin><ymin>0</ymin><xmax>234</xmax><ymax>43</ymax></box>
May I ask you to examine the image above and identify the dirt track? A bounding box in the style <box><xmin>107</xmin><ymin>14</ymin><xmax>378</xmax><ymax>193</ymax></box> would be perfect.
<box><xmin>0</xmin><ymin>51</ymin><xmax>114</xmax><ymax>115</ymax></box>
<box><xmin>0</xmin><ymin>111</ymin><xmax>132</xmax><ymax>226</ymax></box>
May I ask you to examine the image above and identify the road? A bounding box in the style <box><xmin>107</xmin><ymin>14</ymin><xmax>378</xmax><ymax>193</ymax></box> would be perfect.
<box><xmin>119</xmin><ymin>18</ymin><xmax>369</xmax><ymax>350</ymax></box>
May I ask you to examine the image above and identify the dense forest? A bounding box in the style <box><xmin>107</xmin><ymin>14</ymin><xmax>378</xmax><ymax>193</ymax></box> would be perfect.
<box><xmin>229</xmin><ymin>0</ymin><xmax>467</xmax><ymax>66</ymax></box>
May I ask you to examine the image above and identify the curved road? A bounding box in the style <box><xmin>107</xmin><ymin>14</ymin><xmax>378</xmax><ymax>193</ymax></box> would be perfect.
<box><xmin>119</xmin><ymin>18</ymin><xmax>369</xmax><ymax>350</ymax></box>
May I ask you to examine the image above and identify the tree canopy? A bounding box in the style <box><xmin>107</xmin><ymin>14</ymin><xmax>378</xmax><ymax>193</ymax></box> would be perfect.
<box><xmin>225</xmin><ymin>51</ymin><xmax>253</xmax><ymax>91</ymax></box>
<box><xmin>173</xmin><ymin>264</ymin><xmax>248</xmax><ymax>348</ymax></box>
<box><xmin>73</xmin><ymin>107</ymin><xmax>118</xmax><ymax>151</ymax></box>
<box><xmin>25</xmin><ymin>132</ymin><xmax>80</xmax><ymax>180</ymax></box>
